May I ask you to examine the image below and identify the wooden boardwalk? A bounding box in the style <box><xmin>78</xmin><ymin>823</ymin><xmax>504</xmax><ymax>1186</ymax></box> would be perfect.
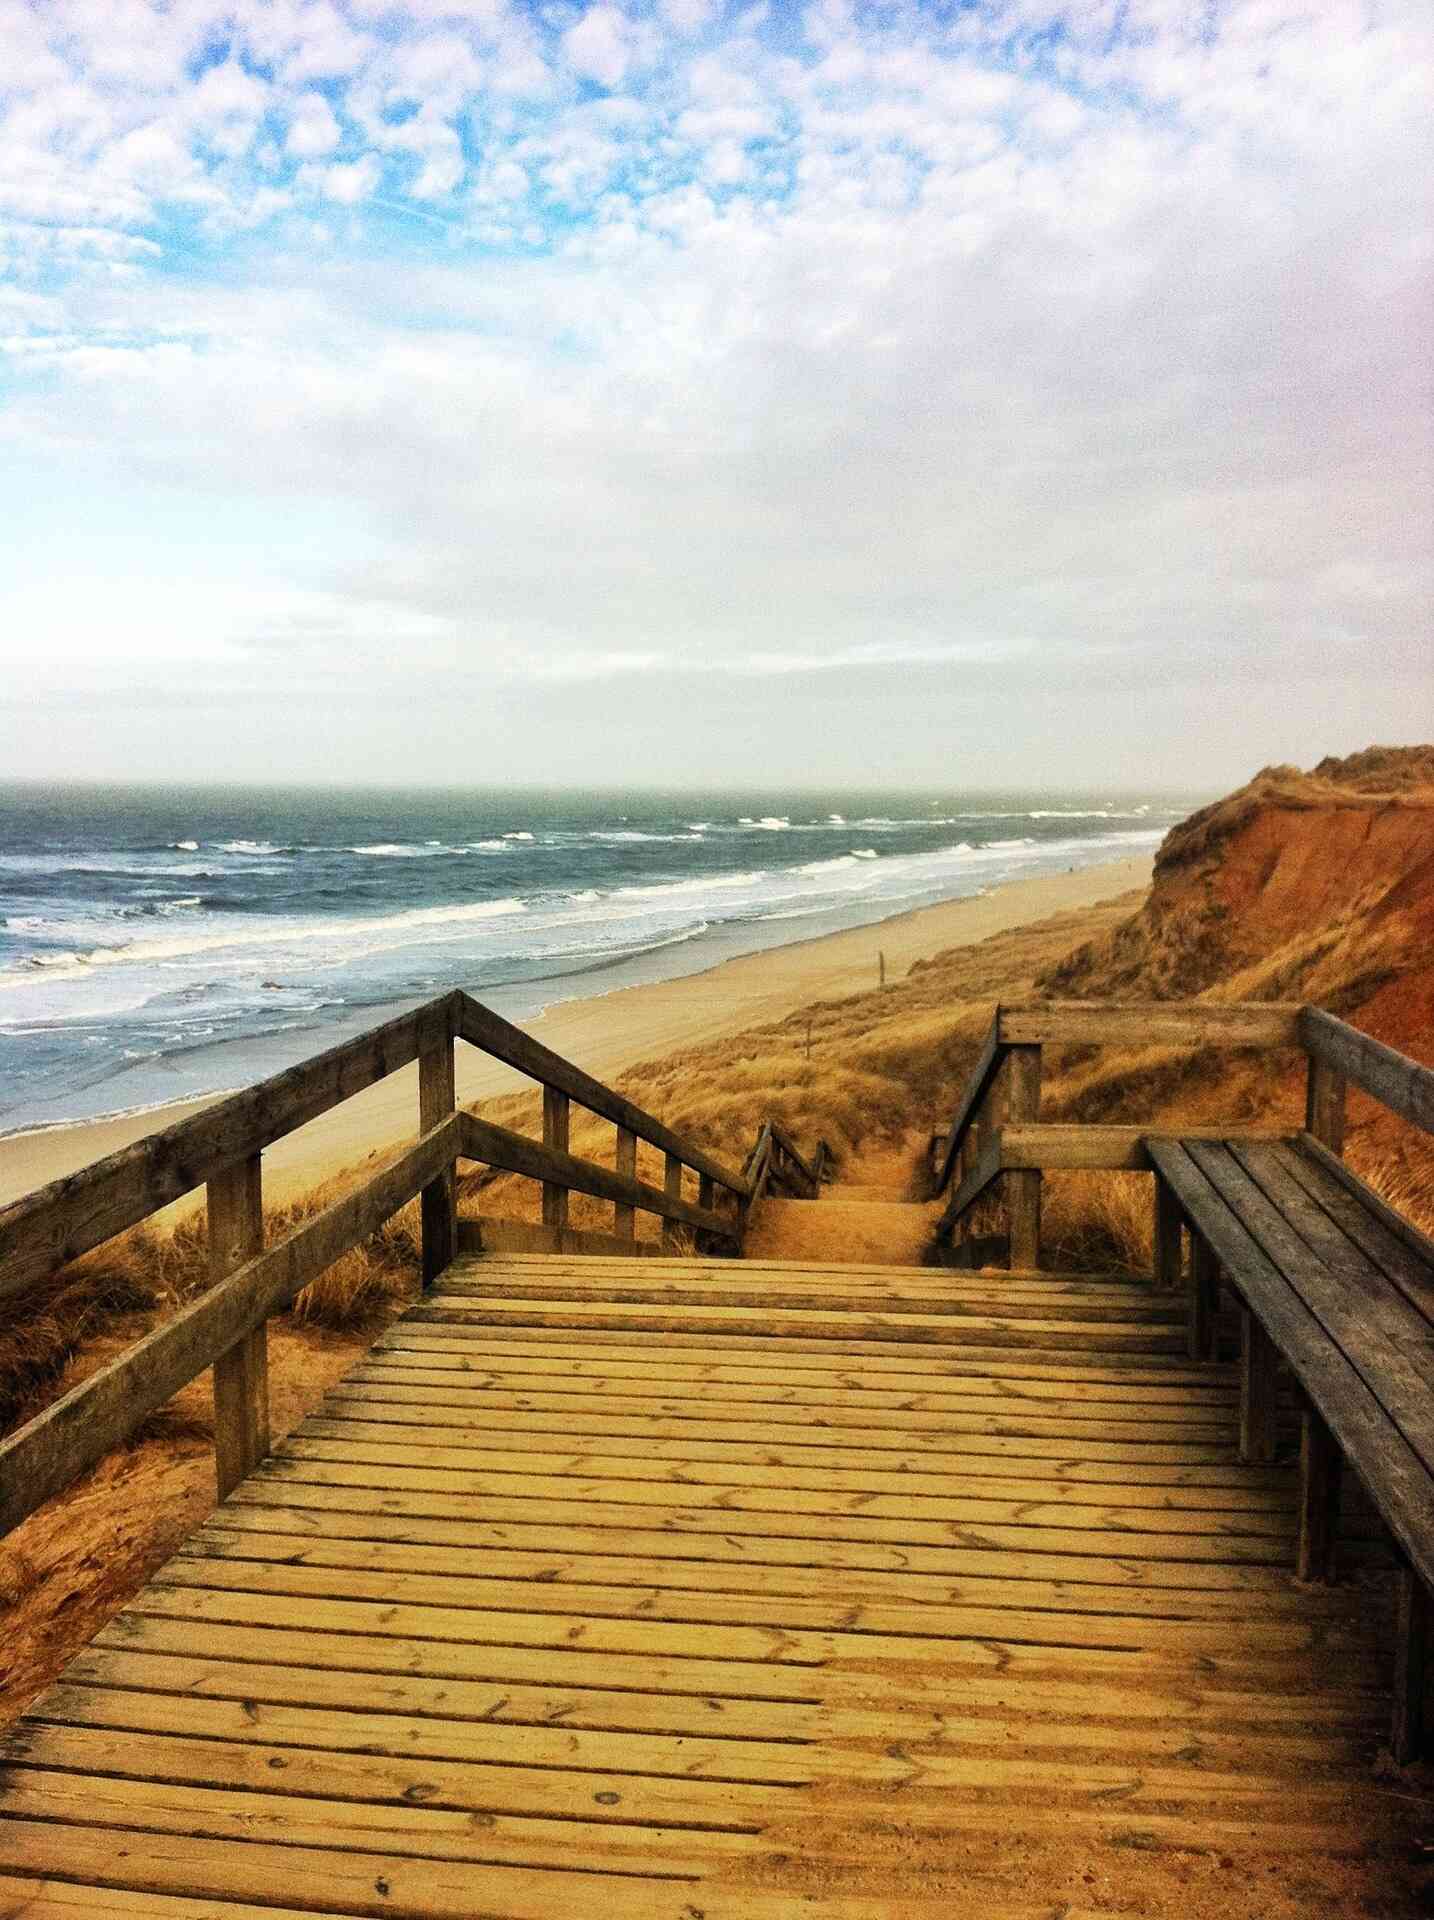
<box><xmin>0</xmin><ymin>1251</ymin><xmax>1415</xmax><ymax>1917</ymax></box>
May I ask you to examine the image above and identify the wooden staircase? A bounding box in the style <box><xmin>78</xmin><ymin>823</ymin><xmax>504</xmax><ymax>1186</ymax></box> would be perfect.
<box><xmin>3</xmin><ymin>994</ymin><xmax>1433</xmax><ymax>1913</ymax></box>
<box><xmin>2</xmin><ymin>1248</ymin><xmax>1419</xmax><ymax>1917</ymax></box>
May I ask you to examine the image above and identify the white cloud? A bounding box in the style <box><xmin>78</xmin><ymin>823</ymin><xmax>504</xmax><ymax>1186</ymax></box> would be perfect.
<box><xmin>561</xmin><ymin>7</ymin><xmax>636</xmax><ymax>88</ymax></box>
<box><xmin>286</xmin><ymin>91</ymin><xmax>343</xmax><ymax>158</ymax></box>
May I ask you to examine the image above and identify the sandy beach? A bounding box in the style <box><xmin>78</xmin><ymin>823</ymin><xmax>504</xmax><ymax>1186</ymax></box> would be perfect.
<box><xmin>0</xmin><ymin>853</ymin><xmax>1150</xmax><ymax>1209</ymax></box>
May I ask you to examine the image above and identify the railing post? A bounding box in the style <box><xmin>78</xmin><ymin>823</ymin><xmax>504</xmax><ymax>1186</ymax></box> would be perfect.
<box><xmin>419</xmin><ymin>1028</ymin><xmax>457</xmax><ymax>1289</ymax></box>
<box><xmin>542</xmin><ymin>1087</ymin><xmax>570</xmax><ymax>1231</ymax></box>
<box><xmin>663</xmin><ymin>1152</ymin><xmax>682</xmax><ymax>1250</ymax></box>
<box><xmin>1154</xmin><ymin>1178</ymin><xmax>1184</xmax><ymax>1294</ymax></box>
<box><xmin>1240</xmin><ymin>1309</ymin><xmax>1279</xmax><ymax>1463</ymax></box>
<box><xmin>615</xmin><ymin>1127</ymin><xmax>637</xmax><ymax>1240</ymax></box>
<box><xmin>1392</xmin><ymin>1567</ymin><xmax>1429</xmax><ymax>1765</ymax></box>
<box><xmin>209</xmin><ymin>1153</ymin><xmax>267</xmax><ymax>1500</ymax></box>
<box><xmin>1305</xmin><ymin>1052</ymin><xmax>1347</xmax><ymax>1156</ymax></box>
<box><xmin>1005</xmin><ymin>1044</ymin><xmax>1042</xmax><ymax>1269</ymax></box>
<box><xmin>1189</xmin><ymin>1234</ymin><xmax>1219</xmax><ymax>1359</ymax></box>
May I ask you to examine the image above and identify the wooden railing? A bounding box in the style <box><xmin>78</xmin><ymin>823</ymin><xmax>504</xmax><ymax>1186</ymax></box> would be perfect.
<box><xmin>0</xmin><ymin>988</ymin><xmax>772</xmax><ymax>1537</ymax></box>
<box><xmin>742</xmin><ymin>1120</ymin><xmax>832</xmax><ymax>1210</ymax></box>
<box><xmin>925</xmin><ymin>999</ymin><xmax>1428</xmax><ymax>1270</ymax></box>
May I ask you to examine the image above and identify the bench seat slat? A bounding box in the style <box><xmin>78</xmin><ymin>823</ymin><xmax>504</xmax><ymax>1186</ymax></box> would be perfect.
<box><xmin>1184</xmin><ymin>1141</ymin><xmax>1434</xmax><ymax>1479</ymax></box>
<box><xmin>1272</xmin><ymin>1144</ymin><xmax>1434</xmax><ymax>1333</ymax></box>
<box><xmin>1144</xmin><ymin>1140</ymin><xmax>1434</xmax><ymax>1595</ymax></box>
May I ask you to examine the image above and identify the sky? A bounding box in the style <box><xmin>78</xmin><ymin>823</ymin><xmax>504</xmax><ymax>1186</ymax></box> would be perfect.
<box><xmin>1</xmin><ymin>0</ymin><xmax>1430</xmax><ymax>790</ymax></box>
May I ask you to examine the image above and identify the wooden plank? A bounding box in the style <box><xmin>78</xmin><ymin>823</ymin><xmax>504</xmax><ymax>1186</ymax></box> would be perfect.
<box><xmin>934</xmin><ymin>1129</ymin><xmax>1003</xmax><ymax>1242</ymax></box>
<box><xmin>1190</xmin><ymin>1235</ymin><xmax>1220</xmax><ymax>1362</ymax></box>
<box><xmin>1305</xmin><ymin>1052</ymin><xmax>1347</xmax><ymax>1155</ymax></box>
<box><xmin>204</xmin><ymin>1503</ymin><xmax>1334</xmax><ymax>1598</ymax></box>
<box><xmin>456</xmin><ymin>1216</ymin><xmax>667</xmax><ymax>1260</ymax></box>
<box><xmin>0</xmin><ymin>994</ymin><xmax>454</xmax><ymax>1303</ymax></box>
<box><xmin>148</xmin><ymin>1557</ymin><xmax>1334</xmax><ymax>1654</ymax></box>
<box><xmin>662</xmin><ymin>1151</ymin><xmax>681</xmax><ymax>1251</ymax></box>
<box><xmin>413</xmin><ymin>1295</ymin><xmax>1184</xmax><ymax>1353</ymax></box>
<box><xmin>1392</xmin><ymin>1566</ymin><xmax>1430</xmax><ymax>1764</ymax></box>
<box><xmin>457</xmin><ymin>992</ymin><xmax>748</xmax><ymax>1197</ymax></box>
<box><xmin>1145</xmin><ymin>1139</ymin><xmax>1434</xmax><ymax>1592</ymax></box>
<box><xmin>188</xmin><ymin>1523</ymin><xmax>1334</xmax><ymax>1614</ymax></box>
<box><xmin>208</xmin><ymin>1152</ymin><xmax>267</xmax><ymax>1502</ymax></box>
<box><xmin>1285</xmin><ymin>1138</ymin><xmax>1434</xmax><ymax>1327</ymax></box>
<box><xmin>459</xmin><ymin>1113</ymin><xmax>731</xmax><ymax>1241</ymax></box>
<box><xmin>933</xmin><ymin>1009</ymin><xmax>1003</xmax><ymax>1193</ymax></box>
<box><xmin>1154</xmin><ymin>1175</ymin><xmax>1184</xmax><ymax>1294</ymax></box>
<box><xmin>419</xmin><ymin>1033</ymin><xmax>457</xmax><ymax>1287</ymax></box>
<box><xmin>283</xmin><ymin>1431</ymin><xmax>1270</xmax><ymax>1518</ymax></box>
<box><xmin>1297</xmin><ymin>1408</ymin><xmax>1341</xmax><ymax>1583</ymax></box>
<box><xmin>0</xmin><ymin>1821</ymin><xmax>727</xmax><ymax>1920</ymax></box>
<box><xmin>1200</xmin><ymin>1142</ymin><xmax>1434</xmax><ymax>1462</ymax></box>
<box><xmin>1005</xmin><ymin>1043</ymin><xmax>1042</xmax><ymax>1270</ymax></box>
<box><xmin>0</xmin><ymin>1116</ymin><xmax>461</xmax><ymax>1539</ymax></box>
<box><xmin>432</xmin><ymin>1275</ymin><xmax>1180</xmax><ymax>1325</ymax></box>
<box><xmin>0</xmin><ymin>1771</ymin><xmax>751</xmax><ymax>1879</ymax></box>
<box><xmin>1300</xmin><ymin>1005</ymin><xmax>1434</xmax><ymax>1136</ymax></box>
<box><xmin>540</xmin><ymin>1085</ymin><xmax>570</xmax><ymax>1230</ymax></box>
<box><xmin>1004</xmin><ymin>1124</ymin><xmax>1289</xmax><ymax>1171</ymax></box>
<box><xmin>768</xmin><ymin>1122</ymin><xmax>819</xmax><ymax>1196</ymax></box>
<box><xmin>1239</xmin><ymin>1309</ymin><xmax>1280</xmax><ymax>1465</ymax></box>
<box><xmin>614</xmin><ymin>1125</ymin><xmax>637</xmax><ymax>1240</ymax></box>
<box><xmin>1000</xmin><ymin>1001</ymin><xmax>1302</xmax><ymax>1049</ymax></box>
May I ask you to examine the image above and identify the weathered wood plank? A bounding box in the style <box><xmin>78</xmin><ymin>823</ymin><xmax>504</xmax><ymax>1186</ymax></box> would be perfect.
<box><xmin>1392</xmin><ymin>1567</ymin><xmax>1430</xmax><ymax>1764</ymax></box>
<box><xmin>933</xmin><ymin>1010</ymin><xmax>1003</xmax><ymax>1194</ymax></box>
<box><xmin>934</xmin><ymin>1129</ymin><xmax>1003</xmax><ymax>1243</ymax></box>
<box><xmin>1289</xmin><ymin>1137</ymin><xmax>1434</xmax><ymax>1323</ymax></box>
<box><xmin>419</xmin><ymin>1032</ymin><xmax>457</xmax><ymax>1287</ymax></box>
<box><xmin>1300</xmin><ymin>1006</ymin><xmax>1434</xmax><ymax>1136</ymax></box>
<box><xmin>457</xmin><ymin>992</ymin><xmax>748</xmax><ymax>1196</ymax></box>
<box><xmin>208</xmin><ymin>1153</ymin><xmax>267</xmax><ymax>1502</ymax></box>
<box><xmin>459</xmin><ymin>1113</ymin><xmax>732</xmax><ymax>1241</ymax></box>
<box><xmin>455</xmin><ymin>1217</ymin><xmax>667</xmax><ymax>1260</ymax></box>
<box><xmin>540</xmin><ymin>1085</ymin><xmax>570</xmax><ymax>1231</ymax></box>
<box><xmin>1145</xmin><ymin>1139</ymin><xmax>1434</xmax><ymax>1592</ymax></box>
<box><xmin>662</xmin><ymin>1151</ymin><xmax>682</xmax><ymax>1251</ymax></box>
<box><xmin>1000</xmin><ymin>1001</ymin><xmax>1302</xmax><ymax>1049</ymax></box>
<box><xmin>1004</xmin><ymin>1124</ymin><xmax>1289</xmax><ymax>1170</ymax></box>
<box><xmin>614</xmin><ymin>1124</ymin><xmax>637</xmax><ymax>1240</ymax></box>
<box><xmin>0</xmin><ymin>994</ymin><xmax>456</xmax><ymax>1303</ymax></box>
<box><xmin>1304</xmin><ymin>1052</ymin><xmax>1347</xmax><ymax>1155</ymax></box>
<box><xmin>0</xmin><ymin>1117</ymin><xmax>461</xmax><ymax>1538</ymax></box>
<box><xmin>1297</xmin><ymin>1408</ymin><xmax>1341</xmax><ymax>1584</ymax></box>
<box><xmin>1005</xmin><ymin>1044</ymin><xmax>1042</xmax><ymax>1270</ymax></box>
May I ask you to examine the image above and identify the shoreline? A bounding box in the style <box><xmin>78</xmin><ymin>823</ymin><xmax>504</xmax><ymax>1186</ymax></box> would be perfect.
<box><xmin>0</xmin><ymin>854</ymin><xmax>1151</xmax><ymax>1209</ymax></box>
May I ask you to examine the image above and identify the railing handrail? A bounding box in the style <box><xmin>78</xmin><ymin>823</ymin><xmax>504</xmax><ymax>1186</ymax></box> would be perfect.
<box><xmin>1299</xmin><ymin>1007</ymin><xmax>1434</xmax><ymax>1138</ymax></box>
<box><xmin>933</xmin><ymin>999</ymin><xmax>1306</xmax><ymax>1204</ymax></box>
<box><xmin>0</xmin><ymin>1115</ymin><xmax>463</xmax><ymax>1538</ymax></box>
<box><xmin>0</xmin><ymin>988</ymin><xmax>751</xmax><ymax>1307</ymax></box>
<box><xmin>931</xmin><ymin>998</ymin><xmax>1427</xmax><ymax>1256</ymax></box>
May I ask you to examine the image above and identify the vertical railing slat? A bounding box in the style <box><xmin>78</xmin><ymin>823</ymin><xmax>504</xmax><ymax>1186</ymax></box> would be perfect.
<box><xmin>419</xmin><ymin>1030</ymin><xmax>457</xmax><ymax>1287</ymax></box>
<box><xmin>542</xmin><ymin>1087</ymin><xmax>571</xmax><ymax>1231</ymax></box>
<box><xmin>210</xmin><ymin>1152</ymin><xmax>267</xmax><ymax>1500</ymax></box>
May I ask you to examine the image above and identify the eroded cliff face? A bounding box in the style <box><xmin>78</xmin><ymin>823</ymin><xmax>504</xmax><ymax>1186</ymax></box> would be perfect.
<box><xmin>1041</xmin><ymin>748</ymin><xmax>1434</xmax><ymax>1061</ymax></box>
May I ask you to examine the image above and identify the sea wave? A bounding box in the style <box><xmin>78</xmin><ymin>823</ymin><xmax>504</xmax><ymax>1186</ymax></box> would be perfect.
<box><xmin>0</xmin><ymin>897</ymin><xmax>529</xmax><ymax>985</ymax></box>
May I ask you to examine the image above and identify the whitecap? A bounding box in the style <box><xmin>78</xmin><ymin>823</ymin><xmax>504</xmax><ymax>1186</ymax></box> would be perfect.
<box><xmin>170</xmin><ymin>839</ymin><xmax>199</xmax><ymax>852</ymax></box>
<box><xmin>502</xmin><ymin>831</ymin><xmax>535</xmax><ymax>841</ymax></box>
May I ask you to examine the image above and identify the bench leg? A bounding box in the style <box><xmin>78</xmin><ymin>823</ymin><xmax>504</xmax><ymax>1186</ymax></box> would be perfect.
<box><xmin>1153</xmin><ymin>1179</ymin><xmax>1184</xmax><ymax>1294</ymax></box>
<box><xmin>1240</xmin><ymin>1310</ymin><xmax>1279</xmax><ymax>1464</ymax></box>
<box><xmin>1392</xmin><ymin>1567</ymin><xmax>1429</xmax><ymax>1766</ymax></box>
<box><xmin>1188</xmin><ymin>1236</ymin><xmax>1219</xmax><ymax>1362</ymax></box>
<box><xmin>1296</xmin><ymin>1408</ymin><xmax>1341</xmax><ymax>1582</ymax></box>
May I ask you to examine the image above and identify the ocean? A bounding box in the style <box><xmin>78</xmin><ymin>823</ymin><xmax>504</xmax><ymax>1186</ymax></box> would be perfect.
<box><xmin>0</xmin><ymin>785</ymin><xmax>1195</xmax><ymax>1135</ymax></box>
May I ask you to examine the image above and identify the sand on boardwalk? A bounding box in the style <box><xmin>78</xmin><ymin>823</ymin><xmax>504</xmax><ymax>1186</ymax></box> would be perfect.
<box><xmin>0</xmin><ymin>854</ymin><xmax>1151</xmax><ymax>1210</ymax></box>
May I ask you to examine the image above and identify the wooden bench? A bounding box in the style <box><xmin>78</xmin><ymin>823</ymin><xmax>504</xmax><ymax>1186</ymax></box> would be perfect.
<box><xmin>1146</xmin><ymin>1130</ymin><xmax>1434</xmax><ymax>1764</ymax></box>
